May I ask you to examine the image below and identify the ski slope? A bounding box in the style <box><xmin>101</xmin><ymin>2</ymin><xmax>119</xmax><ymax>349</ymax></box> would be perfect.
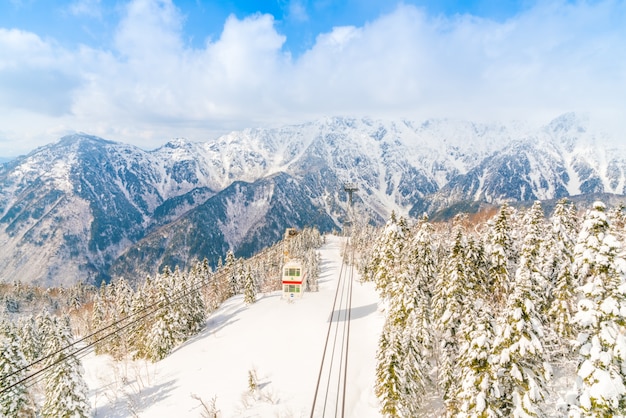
<box><xmin>83</xmin><ymin>235</ymin><xmax>383</xmax><ymax>417</ymax></box>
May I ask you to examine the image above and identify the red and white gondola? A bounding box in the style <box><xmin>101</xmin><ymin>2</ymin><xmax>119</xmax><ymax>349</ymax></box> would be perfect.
<box><xmin>282</xmin><ymin>259</ymin><xmax>307</xmax><ymax>299</ymax></box>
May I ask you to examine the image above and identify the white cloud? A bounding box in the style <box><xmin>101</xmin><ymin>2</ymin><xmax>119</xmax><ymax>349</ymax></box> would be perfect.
<box><xmin>287</xmin><ymin>0</ymin><xmax>309</xmax><ymax>22</ymax></box>
<box><xmin>68</xmin><ymin>0</ymin><xmax>103</xmax><ymax>18</ymax></box>
<box><xmin>0</xmin><ymin>0</ymin><xmax>625</xmax><ymax>156</ymax></box>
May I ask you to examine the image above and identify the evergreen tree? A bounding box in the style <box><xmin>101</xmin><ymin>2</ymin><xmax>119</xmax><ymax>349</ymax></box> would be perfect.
<box><xmin>434</xmin><ymin>229</ymin><xmax>468</xmax><ymax>414</ymax></box>
<box><xmin>608</xmin><ymin>204</ymin><xmax>626</xmax><ymax>244</ymax></box>
<box><xmin>243</xmin><ymin>267</ymin><xmax>257</xmax><ymax>305</ymax></box>
<box><xmin>109</xmin><ymin>276</ymin><xmax>133</xmax><ymax>359</ymax></box>
<box><xmin>191</xmin><ymin>269</ymin><xmax>208</xmax><ymax>333</ymax></box>
<box><xmin>374</xmin><ymin>214</ymin><xmax>429</xmax><ymax>416</ymax></box>
<box><xmin>0</xmin><ymin>322</ymin><xmax>35</xmax><ymax>417</ymax></box>
<box><xmin>398</xmin><ymin>278</ymin><xmax>431</xmax><ymax>417</ymax></box>
<box><xmin>179</xmin><ymin>268</ymin><xmax>206</xmax><ymax>337</ymax></box>
<box><xmin>491</xmin><ymin>226</ymin><xmax>552</xmax><ymax>417</ymax></box>
<box><xmin>41</xmin><ymin>316</ymin><xmax>91</xmax><ymax>418</ymax></box>
<box><xmin>375</xmin><ymin>317</ymin><xmax>403</xmax><ymax>417</ymax></box>
<box><xmin>129</xmin><ymin>276</ymin><xmax>153</xmax><ymax>360</ymax></box>
<box><xmin>464</xmin><ymin>235</ymin><xmax>490</xmax><ymax>300</ymax></box>
<box><xmin>370</xmin><ymin>212</ymin><xmax>409</xmax><ymax>300</ymax></box>
<box><xmin>519</xmin><ymin>202</ymin><xmax>552</xmax><ymax>317</ymax></box>
<box><xmin>546</xmin><ymin>198</ymin><xmax>579</xmax><ymax>346</ymax></box>
<box><xmin>16</xmin><ymin>315</ymin><xmax>41</xmax><ymax>364</ymax></box>
<box><xmin>456</xmin><ymin>298</ymin><xmax>498</xmax><ymax>418</ymax></box>
<box><xmin>90</xmin><ymin>285</ymin><xmax>107</xmax><ymax>355</ymax></box>
<box><xmin>145</xmin><ymin>269</ymin><xmax>180</xmax><ymax>362</ymax></box>
<box><xmin>569</xmin><ymin>201</ymin><xmax>626</xmax><ymax>417</ymax></box>
<box><xmin>226</xmin><ymin>251</ymin><xmax>239</xmax><ymax>297</ymax></box>
<box><xmin>406</xmin><ymin>217</ymin><xmax>436</xmax><ymax>357</ymax></box>
<box><xmin>486</xmin><ymin>204</ymin><xmax>517</xmax><ymax>308</ymax></box>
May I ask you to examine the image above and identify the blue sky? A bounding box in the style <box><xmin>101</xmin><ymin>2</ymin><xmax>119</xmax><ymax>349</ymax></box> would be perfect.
<box><xmin>0</xmin><ymin>1</ymin><xmax>532</xmax><ymax>53</ymax></box>
<box><xmin>0</xmin><ymin>0</ymin><xmax>625</xmax><ymax>156</ymax></box>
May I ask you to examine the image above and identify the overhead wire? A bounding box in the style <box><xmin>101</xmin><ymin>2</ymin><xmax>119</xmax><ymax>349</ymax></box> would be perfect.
<box><xmin>1</xmin><ymin>225</ymin><xmax>317</xmax><ymax>398</ymax></box>
<box><xmin>0</xmin><ymin>268</ymin><xmax>223</xmax><ymax>395</ymax></box>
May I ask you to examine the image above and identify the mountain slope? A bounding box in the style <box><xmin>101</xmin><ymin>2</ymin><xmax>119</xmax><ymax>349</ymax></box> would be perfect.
<box><xmin>110</xmin><ymin>172</ymin><xmax>337</xmax><ymax>280</ymax></box>
<box><xmin>1</xmin><ymin>113</ymin><xmax>625</xmax><ymax>286</ymax></box>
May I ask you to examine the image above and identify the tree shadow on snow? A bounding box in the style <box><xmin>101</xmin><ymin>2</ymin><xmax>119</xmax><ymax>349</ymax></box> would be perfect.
<box><xmin>93</xmin><ymin>378</ymin><xmax>177</xmax><ymax>417</ymax></box>
<box><xmin>199</xmin><ymin>305</ymin><xmax>247</xmax><ymax>338</ymax></box>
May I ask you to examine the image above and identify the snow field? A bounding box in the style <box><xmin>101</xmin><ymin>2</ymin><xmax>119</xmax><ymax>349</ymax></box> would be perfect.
<box><xmin>83</xmin><ymin>235</ymin><xmax>383</xmax><ymax>417</ymax></box>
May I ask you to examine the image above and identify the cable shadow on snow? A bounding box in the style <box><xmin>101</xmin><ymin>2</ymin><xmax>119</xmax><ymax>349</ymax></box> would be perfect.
<box><xmin>327</xmin><ymin>302</ymin><xmax>378</xmax><ymax>323</ymax></box>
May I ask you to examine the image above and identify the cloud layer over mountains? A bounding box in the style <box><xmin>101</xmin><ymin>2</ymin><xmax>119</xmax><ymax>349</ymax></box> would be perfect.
<box><xmin>1</xmin><ymin>0</ymin><xmax>625</xmax><ymax>156</ymax></box>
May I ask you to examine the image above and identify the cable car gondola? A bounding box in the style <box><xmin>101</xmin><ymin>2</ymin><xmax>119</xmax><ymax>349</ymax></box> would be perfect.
<box><xmin>282</xmin><ymin>259</ymin><xmax>306</xmax><ymax>299</ymax></box>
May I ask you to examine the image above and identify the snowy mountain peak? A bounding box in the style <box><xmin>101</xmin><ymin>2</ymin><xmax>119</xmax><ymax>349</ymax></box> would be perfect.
<box><xmin>1</xmin><ymin>114</ymin><xmax>625</xmax><ymax>286</ymax></box>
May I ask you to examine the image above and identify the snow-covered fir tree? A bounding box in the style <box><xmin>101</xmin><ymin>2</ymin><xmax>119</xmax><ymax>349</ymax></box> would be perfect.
<box><xmin>0</xmin><ymin>321</ymin><xmax>35</xmax><ymax>417</ymax></box>
<box><xmin>90</xmin><ymin>284</ymin><xmax>107</xmax><ymax>355</ymax></box>
<box><xmin>41</xmin><ymin>316</ymin><xmax>90</xmax><ymax>418</ymax></box>
<box><xmin>546</xmin><ymin>198</ymin><xmax>579</xmax><ymax>347</ymax></box>
<box><xmin>184</xmin><ymin>268</ymin><xmax>207</xmax><ymax>336</ymax></box>
<box><xmin>491</xmin><ymin>212</ymin><xmax>552</xmax><ymax>417</ymax></box>
<box><xmin>569</xmin><ymin>201</ymin><xmax>626</xmax><ymax>417</ymax></box>
<box><xmin>109</xmin><ymin>276</ymin><xmax>134</xmax><ymax>359</ymax></box>
<box><xmin>145</xmin><ymin>268</ymin><xmax>181</xmax><ymax>362</ymax></box>
<box><xmin>520</xmin><ymin>201</ymin><xmax>553</xmax><ymax>317</ymax></box>
<box><xmin>434</xmin><ymin>228</ymin><xmax>469</xmax><ymax>415</ymax></box>
<box><xmin>16</xmin><ymin>315</ymin><xmax>41</xmax><ymax>364</ymax></box>
<box><xmin>128</xmin><ymin>275</ymin><xmax>155</xmax><ymax>360</ymax></box>
<box><xmin>455</xmin><ymin>297</ymin><xmax>498</xmax><ymax>418</ymax></box>
<box><xmin>486</xmin><ymin>204</ymin><xmax>517</xmax><ymax>308</ymax></box>
<box><xmin>406</xmin><ymin>217</ymin><xmax>436</xmax><ymax>358</ymax></box>
<box><xmin>369</xmin><ymin>212</ymin><xmax>410</xmax><ymax>299</ymax></box>
<box><xmin>226</xmin><ymin>251</ymin><xmax>239</xmax><ymax>297</ymax></box>
<box><xmin>375</xmin><ymin>318</ymin><xmax>404</xmax><ymax>417</ymax></box>
<box><xmin>244</xmin><ymin>267</ymin><xmax>257</xmax><ymax>305</ymax></box>
<box><xmin>374</xmin><ymin>214</ymin><xmax>430</xmax><ymax>417</ymax></box>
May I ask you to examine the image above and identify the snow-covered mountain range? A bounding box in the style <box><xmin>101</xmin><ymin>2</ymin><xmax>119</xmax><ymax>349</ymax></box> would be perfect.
<box><xmin>1</xmin><ymin>113</ymin><xmax>624</xmax><ymax>286</ymax></box>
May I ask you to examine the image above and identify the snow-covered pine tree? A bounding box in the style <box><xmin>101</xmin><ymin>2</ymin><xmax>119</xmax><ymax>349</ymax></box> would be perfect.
<box><xmin>129</xmin><ymin>275</ymin><xmax>159</xmax><ymax>360</ymax></box>
<box><xmin>434</xmin><ymin>228</ymin><xmax>469</xmax><ymax>415</ymax></box>
<box><xmin>36</xmin><ymin>310</ymin><xmax>57</xmax><ymax>359</ymax></box>
<box><xmin>546</xmin><ymin>198</ymin><xmax>579</xmax><ymax>347</ymax></box>
<box><xmin>491</xmin><ymin>215</ymin><xmax>552</xmax><ymax>417</ymax></box>
<box><xmin>209</xmin><ymin>270</ymin><xmax>221</xmax><ymax>312</ymax></box>
<box><xmin>236</xmin><ymin>260</ymin><xmax>245</xmax><ymax>296</ymax></box>
<box><xmin>198</xmin><ymin>258</ymin><xmax>215</xmax><ymax>309</ymax></box>
<box><xmin>373</xmin><ymin>214</ymin><xmax>431</xmax><ymax>416</ymax></box>
<box><xmin>169</xmin><ymin>267</ymin><xmax>195</xmax><ymax>342</ymax></box>
<box><xmin>465</xmin><ymin>234</ymin><xmax>490</xmax><ymax>301</ymax></box>
<box><xmin>399</xmin><ymin>268</ymin><xmax>432</xmax><ymax>415</ymax></box>
<box><xmin>406</xmin><ymin>216</ymin><xmax>436</xmax><ymax>358</ymax></box>
<box><xmin>109</xmin><ymin>276</ymin><xmax>134</xmax><ymax>359</ymax></box>
<box><xmin>16</xmin><ymin>315</ymin><xmax>41</xmax><ymax>364</ymax></box>
<box><xmin>370</xmin><ymin>211</ymin><xmax>409</xmax><ymax>300</ymax></box>
<box><xmin>90</xmin><ymin>284</ymin><xmax>107</xmax><ymax>355</ymax></box>
<box><xmin>568</xmin><ymin>201</ymin><xmax>626</xmax><ymax>417</ymax></box>
<box><xmin>41</xmin><ymin>316</ymin><xmax>90</xmax><ymax>418</ymax></box>
<box><xmin>145</xmin><ymin>269</ymin><xmax>180</xmax><ymax>362</ymax></box>
<box><xmin>184</xmin><ymin>268</ymin><xmax>207</xmax><ymax>336</ymax></box>
<box><xmin>0</xmin><ymin>321</ymin><xmax>35</xmax><ymax>417</ymax></box>
<box><xmin>486</xmin><ymin>204</ymin><xmax>517</xmax><ymax>308</ymax></box>
<box><xmin>608</xmin><ymin>204</ymin><xmax>626</xmax><ymax>244</ymax></box>
<box><xmin>352</xmin><ymin>222</ymin><xmax>379</xmax><ymax>279</ymax></box>
<box><xmin>455</xmin><ymin>297</ymin><xmax>498</xmax><ymax>418</ymax></box>
<box><xmin>519</xmin><ymin>202</ymin><xmax>552</xmax><ymax>317</ymax></box>
<box><xmin>243</xmin><ymin>267</ymin><xmax>256</xmax><ymax>305</ymax></box>
<box><xmin>225</xmin><ymin>251</ymin><xmax>239</xmax><ymax>297</ymax></box>
<box><xmin>375</xmin><ymin>317</ymin><xmax>404</xmax><ymax>417</ymax></box>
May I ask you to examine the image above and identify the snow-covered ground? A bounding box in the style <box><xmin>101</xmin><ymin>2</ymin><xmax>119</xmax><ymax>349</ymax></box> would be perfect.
<box><xmin>83</xmin><ymin>235</ymin><xmax>384</xmax><ymax>417</ymax></box>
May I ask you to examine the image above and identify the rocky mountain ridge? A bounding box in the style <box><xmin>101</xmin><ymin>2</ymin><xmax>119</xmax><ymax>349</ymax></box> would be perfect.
<box><xmin>1</xmin><ymin>113</ymin><xmax>624</xmax><ymax>286</ymax></box>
